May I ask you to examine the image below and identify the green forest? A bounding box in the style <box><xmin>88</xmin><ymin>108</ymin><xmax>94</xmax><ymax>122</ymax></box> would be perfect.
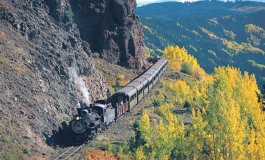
<box><xmin>135</xmin><ymin>1</ymin><xmax>265</xmax><ymax>87</ymax></box>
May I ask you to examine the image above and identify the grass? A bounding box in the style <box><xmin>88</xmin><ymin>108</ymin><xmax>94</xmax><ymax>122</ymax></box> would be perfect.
<box><xmin>0</xmin><ymin>124</ymin><xmax>26</xmax><ymax>160</ymax></box>
<box><xmin>96</xmin><ymin>135</ymin><xmax>109</xmax><ymax>141</ymax></box>
<box><xmin>0</xmin><ymin>47</ymin><xmax>30</xmax><ymax>76</ymax></box>
<box><xmin>65</xmin><ymin>10</ymin><xmax>74</xmax><ymax>22</ymax></box>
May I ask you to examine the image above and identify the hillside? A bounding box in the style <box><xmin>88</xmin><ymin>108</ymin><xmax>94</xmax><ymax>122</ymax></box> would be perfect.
<box><xmin>136</xmin><ymin>1</ymin><xmax>265</xmax><ymax>87</ymax></box>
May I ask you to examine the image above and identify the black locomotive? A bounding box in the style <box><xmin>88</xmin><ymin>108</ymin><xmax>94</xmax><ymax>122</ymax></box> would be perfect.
<box><xmin>70</xmin><ymin>58</ymin><xmax>168</xmax><ymax>141</ymax></box>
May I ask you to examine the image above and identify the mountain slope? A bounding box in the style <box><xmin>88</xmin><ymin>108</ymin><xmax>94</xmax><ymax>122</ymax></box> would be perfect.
<box><xmin>136</xmin><ymin>1</ymin><xmax>265</xmax><ymax>87</ymax></box>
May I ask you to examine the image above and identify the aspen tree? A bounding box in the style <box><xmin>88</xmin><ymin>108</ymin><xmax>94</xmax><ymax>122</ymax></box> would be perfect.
<box><xmin>138</xmin><ymin>111</ymin><xmax>151</xmax><ymax>144</ymax></box>
<box><xmin>188</xmin><ymin>108</ymin><xmax>208</xmax><ymax>160</ymax></box>
<box><xmin>135</xmin><ymin>147</ymin><xmax>147</xmax><ymax>160</ymax></box>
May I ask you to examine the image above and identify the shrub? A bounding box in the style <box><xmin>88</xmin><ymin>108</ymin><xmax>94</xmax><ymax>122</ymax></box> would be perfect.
<box><xmin>65</xmin><ymin>10</ymin><xmax>74</xmax><ymax>22</ymax></box>
<box><xmin>92</xmin><ymin>52</ymin><xmax>100</xmax><ymax>58</ymax></box>
<box><xmin>22</xmin><ymin>147</ymin><xmax>30</xmax><ymax>155</ymax></box>
<box><xmin>117</xmin><ymin>74</ymin><xmax>125</xmax><ymax>80</ymax></box>
<box><xmin>183</xmin><ymin>100</ymin><xmax>191</xmax><ymax>110</ymax></box>
<box><xmin>181</xmin><ymin>62</ymin><xmax>193</xmax><ymax>75</ymax></box>
<box><xmin>0</xmin><ymin>31</ymin><xmax>5</xmax><ymax>39</ymax></box>
<box><xmin>153</xmin><ymin>99</ymin><xmax>160</xmax><ymax>107</ymax></box>
<box><xmin>115</xmin><ymin>81</ymin><xmax>121</xmax><ymax>88</ymax></box>
<box><xmin>133</xmin><ymin>120</ymin><xmax>140</xmax><ymax>130</ymax></box>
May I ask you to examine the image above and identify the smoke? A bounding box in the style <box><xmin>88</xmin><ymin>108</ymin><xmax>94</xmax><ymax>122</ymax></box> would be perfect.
<box><xmin>68</xmin><ymin>67</ymin><xmax>91</xmax><ymax>105</ymax></box>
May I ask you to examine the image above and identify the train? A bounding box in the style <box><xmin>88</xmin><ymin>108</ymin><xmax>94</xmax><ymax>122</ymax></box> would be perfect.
<box><xmin>70</xmin><ymin>58</ymin><xmax>168</xmax><ymax>141</ymax></box>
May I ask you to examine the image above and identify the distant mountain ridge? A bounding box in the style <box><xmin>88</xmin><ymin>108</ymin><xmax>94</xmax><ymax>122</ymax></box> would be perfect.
<box><xmin>136</xmin><ymin>1</ymin><xmax>265</xmax><ymax>87</ymax></box>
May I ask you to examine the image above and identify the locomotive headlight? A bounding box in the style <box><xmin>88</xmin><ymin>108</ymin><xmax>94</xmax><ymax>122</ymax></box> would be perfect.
<box><xmin>76</xmin><ymin>116</ymin><xmax>81</xmax><ymax>120</ymax></box>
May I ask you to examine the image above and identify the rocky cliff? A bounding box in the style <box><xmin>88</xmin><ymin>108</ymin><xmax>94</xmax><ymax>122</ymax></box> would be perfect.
<box><xmin>0</xmin><ymin>0</ymin><xmax>145</xmax><ymax>159</ymax></box>
<box><xmin>70</xmin><ymin>0</ymin><xmax>146</xmax><ymax>69</ymax></box>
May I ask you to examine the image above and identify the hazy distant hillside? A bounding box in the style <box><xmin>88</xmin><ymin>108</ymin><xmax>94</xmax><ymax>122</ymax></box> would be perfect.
<box><xmin>136</xmin><ymin>1</ymin><xmax>265</xmax><ymax>86</ymax></box>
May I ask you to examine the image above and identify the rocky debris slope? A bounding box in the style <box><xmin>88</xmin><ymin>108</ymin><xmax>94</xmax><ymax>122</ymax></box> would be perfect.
<box><xmin>0</xmin><ymin>0</ymin><xmax>110</xmax><ymax>159</ymax></box>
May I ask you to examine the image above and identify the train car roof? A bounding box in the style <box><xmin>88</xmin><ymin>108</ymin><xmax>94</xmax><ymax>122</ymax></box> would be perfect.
<box><xmin>133</xmin><ymin>77</ymin><xmax>148</xmax><ymax>85</ymax></box>
<box><xmin>114</xmin><ymin>86</ymin><xmax>137</xmax><ymax>97</ymax></box>
<box><xmin>140</xmin><ymin>74</ymin><xmax>153</xmax><ymax>81</ymax></box>
<box><xmin>144</xmin><ymin>68</ymin><xmax>159</xmax><ymax>76</ymax></box>
<box><xmin>160</xmin><ymin>58</ymin><xmax>168</xmax><ymax>65</ymax></box>
<box><xmin>150</xmin><ymin>62</ymin><xmax>163</xmax><ymax>70</ymax></box>
<box><xmin>161</xmin><ymin>58</ymin><xmax>168</xmax><ymax>65</ymax></box>
<box><xmin>126</xmin><ymin>81</ymin><xmax>143</xmax><ymax>90</ymax></box>
<box><xmin>157</xmin><ymin>58</ymin><xmax>167</xmax><ymax>64</ymax></box>
<box><xmin>145</xmin><ymin>68</ymin><xmax>158</xmax><ymax>72</ymax></box>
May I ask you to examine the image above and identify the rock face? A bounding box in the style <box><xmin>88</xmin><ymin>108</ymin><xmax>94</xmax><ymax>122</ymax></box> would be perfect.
<box><xmin>0</xmin><ymin>0</ymin><xmax>146</xmax><ymax>159</ymax></box>
<box><xmin>70</xmin><ymin>0</ymin><xmax>146</xmax><ymax>69</ymax></box>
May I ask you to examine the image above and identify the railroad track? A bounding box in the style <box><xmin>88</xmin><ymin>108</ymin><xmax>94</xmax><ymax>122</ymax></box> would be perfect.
<box><xmin>53</xmin><ymin>144</ymin><xmax>84</xmax><ymax>160</ymax></box>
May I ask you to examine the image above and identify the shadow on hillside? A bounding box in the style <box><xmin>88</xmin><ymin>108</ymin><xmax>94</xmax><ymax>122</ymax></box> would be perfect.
<box><xmin>44</xmin><ymin>122</ymin><xmax>84</xmax><ymax>148</ymax></box>
<box><xmin>172</xmin><ymin>109</ymin><xmax>189</xmax><ymax>115</ymax></box>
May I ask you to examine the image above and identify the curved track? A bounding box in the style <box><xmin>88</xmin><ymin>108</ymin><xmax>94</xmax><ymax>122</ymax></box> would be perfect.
<box><xmin>53</xmin><ymin>144</ymin><xmax>84</xmax><ymax>160</ymax></box>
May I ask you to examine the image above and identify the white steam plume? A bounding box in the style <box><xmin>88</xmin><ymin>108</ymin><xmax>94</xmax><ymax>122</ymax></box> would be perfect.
<box><xmin>68</xmin><ymin>67</ymin><xmax>91</xmax><ymax>105</ymax></box>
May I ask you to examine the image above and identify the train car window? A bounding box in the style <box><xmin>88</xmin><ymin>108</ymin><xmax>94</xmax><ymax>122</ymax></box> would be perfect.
<box><xmin>139</xmin><ymin>88</ymin><xmax>143</xmax><ymax>94</ymax></box>
<box><xmin>130</xmin><ymin>93</ymin><xmax>136</xmax><ymax>102</ymax></box>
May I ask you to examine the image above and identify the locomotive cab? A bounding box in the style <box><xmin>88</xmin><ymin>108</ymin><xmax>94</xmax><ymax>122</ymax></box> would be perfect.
<box><xmin>93</xmin><ymin>103</ymin><xmax>115</xmax><ymax>126</ymax></box>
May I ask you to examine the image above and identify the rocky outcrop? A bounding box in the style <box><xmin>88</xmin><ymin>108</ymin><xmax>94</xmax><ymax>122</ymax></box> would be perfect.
<box><xmin>70</xmin><ymin>0</ymin><xmax>146</xmax><ymax>69</ymax></box>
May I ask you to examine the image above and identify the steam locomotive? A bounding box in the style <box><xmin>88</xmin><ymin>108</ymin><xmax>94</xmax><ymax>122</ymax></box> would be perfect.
<box><xmin>70</xmin><ymin>58</ymin><xmax>168</xmax><ymax>141</ymax></box>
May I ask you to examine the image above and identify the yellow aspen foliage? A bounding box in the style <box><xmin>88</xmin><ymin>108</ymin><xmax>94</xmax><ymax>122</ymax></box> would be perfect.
<box><xmin>225</xmin><ymin>101</ymin><xmax>245</xmax><ymax>159</ymax></box>
<box><xmin>129</xmin><ymin>65</ymin><xmax>264</xmax><ymax>160</ymax></box>
<box><xmin>156</xmin><ymin>103</ymin><xmax>172</xmax><ymax>121</ymax></box>
<box><xmin>172</xmin><ymin>80</ymin><xmax>191</xmax><ymax>105</ymax></box>
<box><xmin>247</xmin><ymin>129</ymin><xmax>257</xmax><ymax>159</ymax></box>
<box><xmin>135</xmin><ymin>147</ymin><xmax>147</xmax><ymax>160</ymax></box>
<box><xmin>117</xmin><ymin>74</ymin><xmax>125</xmax><ymax>80</ymax></box>
<box><xmin>188</xmin><ymin>108</ymin><xmax>208</xmax><ymax>160</ymax></box>
<box><xmin>201</xmin><ymin>74</ymin><xmax>214</xmax><ymax>85</ymax></box>
<box><xmin>163</xmin><ymin>45</ymin><xmax>205</xmax><ymax>79</ymax></box>
<box><xmin>116</xmin><ymin>74</ymin><xmax>129</xmax><ymax>86</ymax></box>
<box><xmin>192</xmin><ymin>66</ymin><xmax>206</xmax><ymax>80</ymax></box>
<box><xmin>206</xmin><ymin>66</ymin><xmax>265</xmax><ymax>159</ymax></box>
<box><xmin>136</xmin><ymin>104</ymin><xmax>185</xmax><ymax>160</ymax></box>
<box><xmin>191</xmin><ymin>85</ymin><xmax>203</xmax><ymax>108</ymax></box>
<box><xmin>138</xmin><ymin>111</ymin><xmax>151</xmax><ymax>143</ymax></box>
<box><xmin>152</xmin><ymin>110</ymin><xmax>185</xmax><ymax>160</ymax></box>
<box><xmin>168</xmin><ymin>59</ymin><xmax>181</xmax><ymax>71</ymax></box>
